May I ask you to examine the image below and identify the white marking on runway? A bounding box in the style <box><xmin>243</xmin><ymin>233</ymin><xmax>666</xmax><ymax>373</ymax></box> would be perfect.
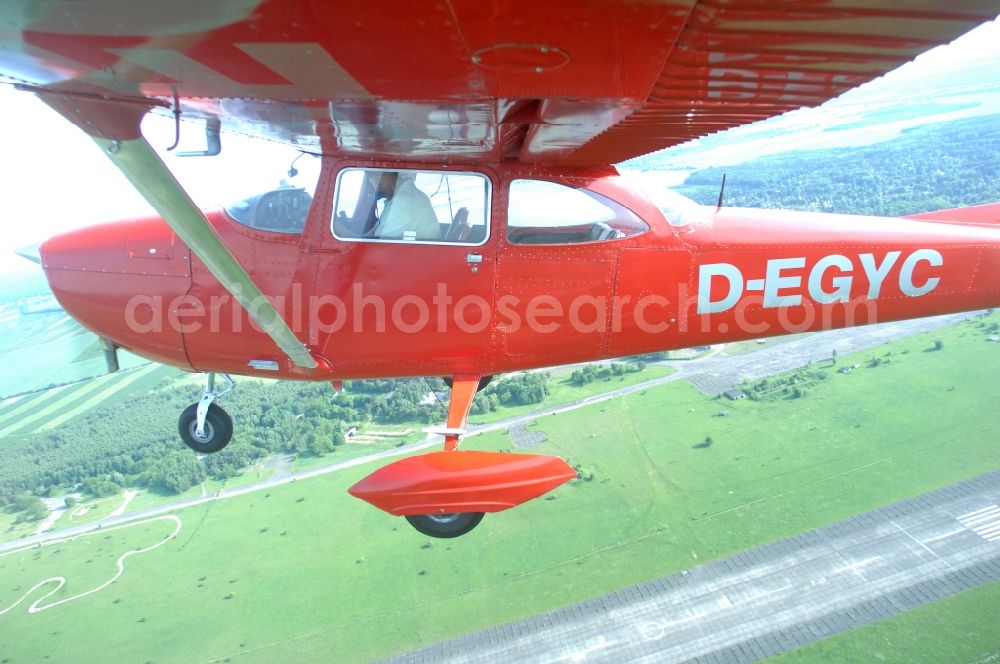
<box><xmin>921</xmin><ymin>528</ymin><xmax>966</xmax><ymax>544</ymax></box>
<box><xmin>734</xmin><ymin>582</ymin><xmax>794</xmax><ymax>604</ymax></box>
<box><xmin>960</xmin><ymin>505</ymin><xmax>999</xmax><ymax>519</ymax></box>
<box><xmin>833</xmin><ymin>556</ymin><xmax>881</xmax><ymax>576</ymax></box>
<box><xmin>891</xmin><ymin>520</ymin><xmax>954</xmax><ymax>568</ymax></box>
<box><xmin>959</xmin><ymin>505</ymin><xmax>1000</xmax><ymax>542</ymax></box>
<box><xmin>961</xmin><ymin>506</ymin><xmax>1000</xmax><ymax>526</ymax></box>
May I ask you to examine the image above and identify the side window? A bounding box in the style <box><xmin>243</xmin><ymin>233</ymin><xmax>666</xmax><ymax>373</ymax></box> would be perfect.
<box><xmin>507</xmin><ymin>179</ymin><xmax>648</xmax><ymax>245</ymax></box>
<box><xmin>332</xmin><ymin>168</ymin><xmax>490</xmax><ymax>245</ymax></box>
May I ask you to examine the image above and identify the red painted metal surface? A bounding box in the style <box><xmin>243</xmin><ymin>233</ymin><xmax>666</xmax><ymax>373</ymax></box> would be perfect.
<box><xmin>0</xmin><ymin>1</ymin><xmax>993</xmax><ymax>163</ymax></box>
<box><xmin>40</xmin><ymin>217</ymin><xmax>193</xmax><ymax>368</ymax></box>
<box><xmin>443</xmin><ymin>375</ymin><xmax>480</xmax><ymax>451</ymax></box>
<box><xmin>348</xmin><ymin>451</ymin><xmax>577</xmax><ymax>516</ymax></box>
<box><xmin>906</xmin><ymin>202</ymin><xmax>1000</xmax><ymax>226</ymax></box>
<box><xmin>38</xmin><ymin>161</ymin><xmax>1000</xmax><ymax>380</ymax></box>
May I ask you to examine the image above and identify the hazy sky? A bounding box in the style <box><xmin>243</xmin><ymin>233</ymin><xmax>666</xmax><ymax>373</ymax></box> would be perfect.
<box><xmin>0</xmin><ymin>93</ymin><xmax>318</xmax><ymax>274</ymax></box>
<box><xmin>0</xmin><ymin>18</ymin><xmax>998</xmax><ymax>274</ymax></box>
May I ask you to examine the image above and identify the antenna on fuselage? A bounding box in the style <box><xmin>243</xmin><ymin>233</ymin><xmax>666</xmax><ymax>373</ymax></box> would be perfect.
<box><xmin>716</xmin><ymin>173</ymin><xmax>727</xmax><ymax>211</ymax></box>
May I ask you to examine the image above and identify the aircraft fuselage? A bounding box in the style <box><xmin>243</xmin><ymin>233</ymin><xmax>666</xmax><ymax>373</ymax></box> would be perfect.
<box><xmin>39</xmin><ymin>159</ymin><xmax>1000</xmax><ymax>381</ymax></box>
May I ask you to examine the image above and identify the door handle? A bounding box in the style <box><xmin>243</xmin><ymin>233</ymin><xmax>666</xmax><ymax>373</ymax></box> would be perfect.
<box><xmin>466</xmin><ymin>253</ymin><xmax>483</xmax><ymax>264</ymax></box>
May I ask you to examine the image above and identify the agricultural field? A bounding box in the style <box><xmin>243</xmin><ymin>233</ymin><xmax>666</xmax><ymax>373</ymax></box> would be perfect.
<box><xmin>0</xmin><ymin>362</ymin><xmax>179</xmax><ymax>440</ymax></box>
<box><xmin>0</xmin><ymin>310</ymin><xmax>151</xmax><ymax>399</ymax></box>
<box><xmin>0</xmin><ymin>315</ymin><xmax>997</xmax><ymax>662</ymax></box>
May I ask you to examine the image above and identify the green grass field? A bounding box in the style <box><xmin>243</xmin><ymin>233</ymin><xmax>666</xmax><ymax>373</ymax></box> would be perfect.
<box><xmin>0</xmin><ymin>363</ymin><xmax>180</xmax><ymax>439</ymax></box>
<box><xmin>774</xmin><ymin>581</ymin><xmax>1000</xmax><ymax>663</ymax></box>
<box><xmin>0</xmin><ymin>311</ymin><xmax>150</xmax><ymax>398</ymax></box>
<box><xmin>0</xmin><ymin>508</ymin><xmax>50</xmax><ymax>543</ymax></box>
<box><xmin>0</xmin><ymin>315</ymin><xmax>997</xmax><ymax>662</ymax></box>
<box><xmin>0</xmin><ymin>515</ymin><xmax>181</xmax><ymax>620</ymax></box>
<box><xmin>469</xmin><ymin>362</ymin><xmax>675</xmax><ymax>425</ymax></box>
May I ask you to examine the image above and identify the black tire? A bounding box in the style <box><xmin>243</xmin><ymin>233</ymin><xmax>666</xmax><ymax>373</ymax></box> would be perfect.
<box><xmin>405</xmin><ymin>512</ymin><xmax>485</xmax><ymax>538</ymax></box>
<box><xmin>178</xmin><ymin>402</ymin><xmax>233</xmax><ymax>454</ymax></box>
<box><xmin>442</xmin><ymin>375</ymin><xmax>493</xmax><ymax>392</ymax></box>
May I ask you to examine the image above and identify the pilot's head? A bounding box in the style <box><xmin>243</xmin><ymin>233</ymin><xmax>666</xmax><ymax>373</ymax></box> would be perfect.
<box><xmin>376</xmin><ymin>171</ymin><xmax>398</xmax><ymax>199</ymax></box>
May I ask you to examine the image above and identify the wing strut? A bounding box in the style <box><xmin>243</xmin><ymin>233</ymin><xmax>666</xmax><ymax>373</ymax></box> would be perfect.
<box><xmin>94</xmin><ymin>134</ymin><xmax>318</xmax><ymax>369</ymax></box>
<box><xmin>30</xmin><ymin>89</ymin><xmax>317</xmax><ymax>369</ymax></box>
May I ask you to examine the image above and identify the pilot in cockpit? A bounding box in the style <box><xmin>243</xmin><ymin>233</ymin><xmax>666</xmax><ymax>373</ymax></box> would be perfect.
<box><xmin>371</xmin><ymin>171</ymin><xmax>441</xmax><ymax>241</ymax></box>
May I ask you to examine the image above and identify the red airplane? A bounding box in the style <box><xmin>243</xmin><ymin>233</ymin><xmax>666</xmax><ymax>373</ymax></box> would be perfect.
<box><xmin>3</xmin><ymin>1</ymin><xmax>999</xmax><ymax>537</ymax></box>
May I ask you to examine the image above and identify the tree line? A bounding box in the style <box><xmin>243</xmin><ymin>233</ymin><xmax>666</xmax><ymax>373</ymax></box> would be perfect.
<box><xmin>0</xmin><ymin>371</ymin><xmax>552</xmax><ymax>510</ymax></box>
<box><xmin>638</xmin><ymin>115</ymin><xmax>1000</xmax><ymax>217</ymax></box>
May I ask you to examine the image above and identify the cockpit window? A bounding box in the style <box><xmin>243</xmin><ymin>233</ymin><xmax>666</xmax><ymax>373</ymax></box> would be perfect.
<box><xmin>332</xmin><ymin>168</ymin><xmax>491</xmax><ymax>245</ymax></box>
<box><xmin>222</xmin><ymin>152</ymin><xmax>321</xmax><ymax>235</ymax></box>
<box><xmin>224</xmin><ymin>188</ymin><xmax>313</xmax><ymax>234</ymax></box>
<box><xmin>506</xmin><ymin>179</ymin><xmax>648</xmax><ymax>245</ymax></box>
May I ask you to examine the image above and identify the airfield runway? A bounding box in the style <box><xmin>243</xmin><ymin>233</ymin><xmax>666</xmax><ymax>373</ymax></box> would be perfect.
<box><xmin>387</xmin><ymin>471</ymin><xmax>1000</xmax><ymax>663</ymax></box>
<box><xmin>679</xmin><ymin>311</ymin><xmax>979</xmax><ymax>396</ymax></box>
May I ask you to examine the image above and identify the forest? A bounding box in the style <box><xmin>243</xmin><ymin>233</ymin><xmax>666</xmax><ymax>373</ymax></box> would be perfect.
<box><xmin>0</xmin><ymin>371</ymin><xmax>552</xmax><ymax>507</ymax></box>
<box><xmin>635</xmin><ymin>115</ymin><xmax>1000</xmax><ymax>217</ymax></box>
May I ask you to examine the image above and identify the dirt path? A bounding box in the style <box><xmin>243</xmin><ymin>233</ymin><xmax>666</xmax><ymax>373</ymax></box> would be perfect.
<box><xmin>108</xmin><ymin>490</ymin><xmax>138</xmax><ymax>517</ymax></box>
<box><xmin>0</xmin><ymin>515</ymin><xmax>181</xmax><ymax>616</ymax></box>
<box><xmin>33</xmin><ymin>508</ymin><xmax>64</xmax><ymax>536</ymax></box>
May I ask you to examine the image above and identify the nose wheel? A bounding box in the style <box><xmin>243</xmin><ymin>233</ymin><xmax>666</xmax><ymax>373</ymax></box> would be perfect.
<box><xmin>405</xmin><ymin>512</ymin><xmax>485</xmax><ymax>538</ymax></box>
<box><xmin>179</xmin><ymin>373</ymin><xmax>234</xmax><ymax>454</ymax></box>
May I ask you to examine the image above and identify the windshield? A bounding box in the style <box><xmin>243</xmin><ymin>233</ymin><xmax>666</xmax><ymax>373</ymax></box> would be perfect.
<box><xmin>223</xmin><ymin>152</ymin><xmax>321</xmax><ymax>234</ymax></box>
<box><xmin>619</xmin><ymin>172</ymin><xmax>713</xmax><ymax>227</ymax></box>
<box><xmin>224</xmin><ymin>187</ymin><xmax>313</xmax><ymax>234</ymax></box>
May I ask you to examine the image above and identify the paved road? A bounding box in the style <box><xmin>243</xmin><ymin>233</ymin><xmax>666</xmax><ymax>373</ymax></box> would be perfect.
<box><xmin>2</xmin><ymin>311</ymin><xmax>980</xmax><ymax>555</ymax></box>
<box><xmin>387</xmin><ymin>471</ymin><xmax>1000</xmax><ymax>664</ymax></box>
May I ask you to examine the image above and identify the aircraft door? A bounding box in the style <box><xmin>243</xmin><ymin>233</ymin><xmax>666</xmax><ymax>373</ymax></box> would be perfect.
<box><xmin>496</xmin><ymin>178</ymin><xmax>650</xmax><ymax>364</ymax></box>
<box><xmin>313</xmin><ymin>166</ymin><xmax>497</xmax><ymax>377</ymax></box>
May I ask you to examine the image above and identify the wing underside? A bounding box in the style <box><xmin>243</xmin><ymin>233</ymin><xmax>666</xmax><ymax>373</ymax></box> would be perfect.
<box><xmin>0</xmin><ymin>0</ymin><xmax>996</xmax><ymax>164</ymax></box>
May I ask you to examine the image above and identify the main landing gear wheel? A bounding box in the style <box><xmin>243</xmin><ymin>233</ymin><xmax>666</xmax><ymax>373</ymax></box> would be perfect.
<box><xmin>178</xmin><ymin>403</ymin><xmax>233</xmax><ymax>454</ymax></box>
<box><xmin>405</xmin><ymin>512</ymin><xmax>485</xmax><ymax>538</ymax></box>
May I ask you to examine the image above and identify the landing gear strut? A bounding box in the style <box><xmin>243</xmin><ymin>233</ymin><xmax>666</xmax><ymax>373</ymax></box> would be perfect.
<box><xmin>413</xmin><ymin>374</ymin><xmax>485</xmax><ymax>538</ymax></box>
<box><xmin>178</xmin><ymin>373</ymin><xmax>234</xmax><ymax>454</ymax></box>
<box><xmin>347</xmin><ymin>374</ymin><xmax>576</xmax><ymax>539</ymax></box>
<box><xmin>443</xmin><ymin>374</ymin><xmax>493</xmax><ymax>392</ymax></box>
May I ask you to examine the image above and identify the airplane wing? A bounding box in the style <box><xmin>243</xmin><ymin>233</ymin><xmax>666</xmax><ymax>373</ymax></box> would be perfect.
<box><xmin>0</xmin><ymin>1</ymin><xmax>996</xmax><ymax>165</ymax></box>
<box><xmin>1</xmin><ymin>1</ymin><xmax>995</xmax><ymax>370</ymax></box>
